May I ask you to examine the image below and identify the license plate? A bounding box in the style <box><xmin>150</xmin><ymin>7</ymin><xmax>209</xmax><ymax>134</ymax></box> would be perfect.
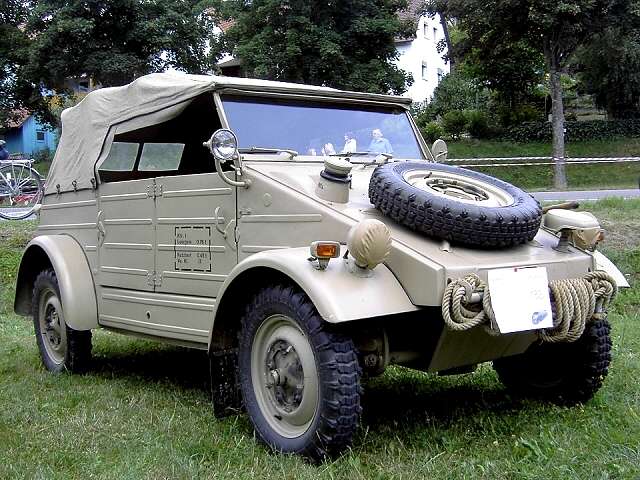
<box><xmin>487</xmin><ymin>266</ymin><xmax>553</xmax><ymax>334</ymax></box>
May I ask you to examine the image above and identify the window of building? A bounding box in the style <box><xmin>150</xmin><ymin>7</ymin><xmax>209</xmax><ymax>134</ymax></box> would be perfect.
<box><xmin>422</xmin><ymin>63</ymin><xmax>429</xmax><ymax>80</ymax></box>
<box><xmin>36</xmin><ymin>130</ymin><xmax>45</xmax><ymax>142</ymax></box>
<box><xmin>423</xmin><ymin>22</ymin><xmax>429</xmax><ymax>38</ymax></box>
<box><xmin>433</xmin><ymin>27</ymin><xmax>438</xmax><ymax>40</ymax></box>
<box><xmin>437</xmin><ymin>68</ymin><xmax>444</xmax><ymax>83</ymax></box>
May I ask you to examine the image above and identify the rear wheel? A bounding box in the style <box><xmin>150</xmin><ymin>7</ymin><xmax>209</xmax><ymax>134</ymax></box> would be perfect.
<box><xmin>0</xmin><ymin>164</ymin><xmax>43</xmax><ymax>220</ymax></box>
<box><xmin>238</xmin><ymin>285</ymin><xmax>361</xmax><ymax>462</ymax></box>
<box><xmin>32</xmin><ymin>269</ymin><xmax>92</xmax><ymax>373</ymax></box>
<box><xmin>493</xmin><ymin>318</ymin><xmax>612</xmax><ymax>405</ymax></box>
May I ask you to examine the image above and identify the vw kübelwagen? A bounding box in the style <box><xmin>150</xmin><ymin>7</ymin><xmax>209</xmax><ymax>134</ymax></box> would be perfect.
<box><xmin>14</xmin><ymin>73</ymin><xmax>626</xmax><ymax>461</ymax></box>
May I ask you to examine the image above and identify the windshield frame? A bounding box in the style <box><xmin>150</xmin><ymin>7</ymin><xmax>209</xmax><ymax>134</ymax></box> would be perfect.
<box><xmin>213</xmin><ymin>90</ymin><xmax>434</xmax><ymax>162</ymax></box>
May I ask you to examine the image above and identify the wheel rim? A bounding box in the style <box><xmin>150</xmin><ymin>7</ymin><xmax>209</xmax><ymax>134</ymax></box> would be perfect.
<box><xmin>38</xmin><ymin>287</ymin><xmax>66</xmax><ymax>365</ymax></box>
<box><xmin>251</xmin><ymin>314</ymin><xmax>319</xmax><ymax>438</ymax></box>
<box><xmin>402</xmin><ymin>169</ymin><xmax>514</xmax><ymax>207</ymax></box>
<box><xmin>0</xmin><ymin>165</ymin><xmax>42</xmax><ymax>219</ymax></box>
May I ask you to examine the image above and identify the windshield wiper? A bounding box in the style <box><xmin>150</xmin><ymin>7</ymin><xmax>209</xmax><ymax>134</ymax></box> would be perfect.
<box><xmin>328</xmin><ymin>151</ymin><xmax>371</xmax><ymax>157</ymax></box>
<box><xmin>239</xmin><ymin>146</ymin><xmax>298</xmax><ymax>160</ymax></box>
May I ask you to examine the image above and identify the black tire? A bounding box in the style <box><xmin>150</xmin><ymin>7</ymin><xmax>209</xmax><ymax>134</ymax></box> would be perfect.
<box><xmin>493</xmin><ymin>318</ymin><xmax>612</xmax><ymax>405</ymax></box>
<box><xmin>368</xmin><ymin>162</ymin><xmax>542</xmax><ymax>248</ymax></box>
<box><xmin>32</xmin><ymin>269</ymin><xmax>92</xmax><ymax>374</ymax></box>
<box><xmin>238</xmin><ymin>285</ymin><xmax>361</xmax><ymax>462</ymax></box>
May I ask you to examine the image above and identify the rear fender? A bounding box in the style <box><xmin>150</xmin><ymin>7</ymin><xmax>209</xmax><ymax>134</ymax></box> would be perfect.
<box><xmin>14</xmin><ymin>235</ymin><xmax>98</xmax><ymax>331</ymax></box>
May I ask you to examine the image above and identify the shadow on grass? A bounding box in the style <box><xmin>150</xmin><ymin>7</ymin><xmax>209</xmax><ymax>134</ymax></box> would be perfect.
<box><xmin>86</xmin><ymin>337</ymin><xmax>531</xmax><ymax>441</ymax></box>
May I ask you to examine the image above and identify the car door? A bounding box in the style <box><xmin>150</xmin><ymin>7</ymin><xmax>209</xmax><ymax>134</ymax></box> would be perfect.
<box><xmin>154</xmin><ymin>172</ymin><xmax>237</xmax><ymax>297</ymax></box>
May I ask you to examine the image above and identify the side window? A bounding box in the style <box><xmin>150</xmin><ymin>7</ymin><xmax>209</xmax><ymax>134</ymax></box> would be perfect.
<box><xmin>98</xmin><ymin>142</ymin><xmax>140</xmax><ymax>182</ymax></box>
<box><xmin>138</xmin><ymin>143</ymin><xmax>184</xmax><ymax>171</ymax></box>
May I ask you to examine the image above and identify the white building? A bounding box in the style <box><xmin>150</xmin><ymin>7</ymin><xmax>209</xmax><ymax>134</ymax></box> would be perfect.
<box><xmin>394</xmin><ymin>13</ymin><xmax>449</xmax><ymax>103</ymax></box>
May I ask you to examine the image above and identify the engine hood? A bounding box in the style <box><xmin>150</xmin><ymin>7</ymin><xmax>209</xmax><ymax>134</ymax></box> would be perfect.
<box><xmin>240</xmin><ymin>158</ymin><xmax>595</xmax><ymax>306</ymax></box>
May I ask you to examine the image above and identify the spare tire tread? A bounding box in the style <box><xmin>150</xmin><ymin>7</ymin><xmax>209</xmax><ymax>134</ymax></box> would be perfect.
<box><xmin>369</xmin><ymin>162</ymin><xmax>542</xmax><ymax>248</ymax></box>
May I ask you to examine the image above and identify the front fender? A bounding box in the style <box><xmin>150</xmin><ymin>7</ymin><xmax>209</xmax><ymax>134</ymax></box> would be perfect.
<box><xmin>14</xmin><ymin>235</ymin><xmax>98</xmax><ymax>331</ymax></box>
<box><xmin>210</xmin><ymin>246</ymin><xmax>418</xmax><ymax>341</ymax></box>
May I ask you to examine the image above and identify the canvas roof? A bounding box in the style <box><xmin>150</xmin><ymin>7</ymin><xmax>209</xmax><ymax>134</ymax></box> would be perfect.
<box><xmin>46</xmin><ymin>71</ymin><xmax>411</xmax><ymax>195</ymax></box>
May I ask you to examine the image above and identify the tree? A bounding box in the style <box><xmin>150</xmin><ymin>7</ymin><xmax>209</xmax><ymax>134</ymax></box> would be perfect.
<box><xmin>432</xmin><ymin>0</ymin><xmax>629</xmax><ymax>189</ymax></box>
<box><xmin>0</xmin><ymin>0</ymin><xmax>49</xmax><ymax>128</ymax></box>
<box><xmin>576</xmin><ymin>2</ymin><xmax>640</xmax><ymax>119</ymax></box>
<box><xmin>221</xmin><ymin>0</ymin><xmax>414</xmax><ymax>95</ymax></box>
<box><xmin>23</xmin><ymin>0</ymin><xmax>216</xmax><ymax>91</ymax></box>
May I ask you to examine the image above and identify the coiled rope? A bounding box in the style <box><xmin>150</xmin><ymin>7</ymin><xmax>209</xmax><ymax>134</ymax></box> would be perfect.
<box><xmin>441</xmin><ymin>270</ymin><xmax>617</xmax><ymax>343</ymax></box>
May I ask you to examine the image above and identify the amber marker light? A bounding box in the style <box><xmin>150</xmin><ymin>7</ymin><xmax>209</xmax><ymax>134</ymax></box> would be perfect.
<box><xmin>309</xmin><ymin>241</ymin><xmax>341</xmax><ymax>270</ymax></box>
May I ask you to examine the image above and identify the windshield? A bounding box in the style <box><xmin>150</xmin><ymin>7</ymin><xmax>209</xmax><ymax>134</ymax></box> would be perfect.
<box><xmin>221</xmin><ymin>96</ymin><xmax>425</xmax><ymax>159</ymax></box>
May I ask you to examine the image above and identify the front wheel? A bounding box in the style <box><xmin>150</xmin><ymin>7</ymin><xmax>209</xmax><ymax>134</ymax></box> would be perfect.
<box><xmin>493</xmin><ymin>318</ymin><xmax>612</xmax><ymax>405</ymax></box>
<box><xmin>238</xmin><ymin>285</ymin><xmax>361</xmax><ymax>462</ymax></box>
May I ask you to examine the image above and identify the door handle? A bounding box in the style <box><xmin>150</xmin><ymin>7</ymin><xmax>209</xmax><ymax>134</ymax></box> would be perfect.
<box><xmin>214</xmin><ymin>207</ymin><xmax>227</xmax><ymax>238</ymax></box>
<box><xmin>97</xmin><ymin>210</ymin><xmax>106</xmax><ymax>246</ymax></box>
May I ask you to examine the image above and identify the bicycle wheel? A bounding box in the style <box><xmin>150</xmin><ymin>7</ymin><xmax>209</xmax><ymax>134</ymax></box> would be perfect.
<box><xmin>0</xmin><ymin>164</ymin><xmax>43</xmax><ymax>220</ymax></box>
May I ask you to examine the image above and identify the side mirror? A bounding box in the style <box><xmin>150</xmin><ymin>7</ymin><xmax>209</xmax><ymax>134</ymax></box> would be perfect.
<box><xmin>431</xmin><ymin>139</ymin><xmax>448</xmax><ymax>163</ymax></box>
<box><xmin>203</xmin><ymin>129</ymin><xmax>250</xmax><ymax>188</ymax></box>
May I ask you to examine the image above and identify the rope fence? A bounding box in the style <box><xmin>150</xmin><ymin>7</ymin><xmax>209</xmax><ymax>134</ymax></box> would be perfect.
<box><xmin>445</xmin><ymin>156</ymin><xmax>640</xmax><ymax>168</ymax></box>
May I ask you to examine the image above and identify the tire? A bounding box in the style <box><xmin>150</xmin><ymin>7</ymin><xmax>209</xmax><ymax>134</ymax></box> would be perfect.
<box><xmin>238</xmin><ymin>285</ymin><xmax>361</xmax><ymax>462</ymax></box>
<box><xmin>32</xmin><ymin>269</ymin><xmax>92</xmax><ymax>374</ymax></box>
<box><xmin>0</xmin><ymin>164</ymin><xmax>43</xmax><ymax>220</ymax></box>
<box><xmin>368</xmin><ymin>162</ymin><xmax>542</xmax><ymax>248</ymax></box>
<box><xmin>493</xmin><ymin>318</ymin><xmax>612</xmax><ymax>405</ymax></box>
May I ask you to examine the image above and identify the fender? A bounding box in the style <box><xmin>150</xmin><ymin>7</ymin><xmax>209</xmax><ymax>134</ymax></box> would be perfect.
<box><xmin>209</xmin><ymin>246</ymin><xmax>419</xmax><ymax>347</ymax></box>
<box><xmin>14</xmin><ymin>235</ymin><xmax>98</xmax><ymax>331</ymax></box>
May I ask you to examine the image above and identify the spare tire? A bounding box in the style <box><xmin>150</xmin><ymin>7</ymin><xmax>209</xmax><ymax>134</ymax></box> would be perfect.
<box><xmin>368</xmin><ymin>162</ymin><xmax>542</xmax><ymax>248</ymax></box>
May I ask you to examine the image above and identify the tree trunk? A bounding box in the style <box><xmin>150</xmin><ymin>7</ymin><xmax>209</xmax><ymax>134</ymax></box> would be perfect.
<box><xmin>548</xmin><ymin>62</ymin><xmax>567</xmax><ymax>189</ymax></box>
<box><xmin>438</xmin><ymin>12</ymin><xmax>455</xmax><ymax>72</ymax></box>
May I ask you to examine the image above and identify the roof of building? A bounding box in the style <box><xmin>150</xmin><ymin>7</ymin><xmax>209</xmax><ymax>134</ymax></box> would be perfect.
<box><xmin>6</xmin><ymin>109</ymin><xmax>31</xmax><ymax>129</ymax></box>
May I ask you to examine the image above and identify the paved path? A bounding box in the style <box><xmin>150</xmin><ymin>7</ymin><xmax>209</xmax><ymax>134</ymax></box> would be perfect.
<box><xmin>533</xmin><ymin>188</ymin><xmax>640</xmax><ymax>202</ymax></box>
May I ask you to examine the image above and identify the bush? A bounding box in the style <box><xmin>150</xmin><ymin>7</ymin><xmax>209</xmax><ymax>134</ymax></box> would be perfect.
<box><xmin>465</xmin><ymin>110</ymin><xmax>491</xmax><ymax>139</ymax></box>
<box><xmin>32</xmin><ymin>148</ymin><xmax>53</xmax><ymax>163</ymax></box>
<box><xmin>503</xmin><ymin>119</ymin><xmax>640</xmax><ymax>142</ymax></box>
<box><xmin>421</xmin><ymin>121</ymin><xmax>445</xmax><ymax>143</ymax></box>
<box><xmin>442</xmin><ymin>110</ymin><xmax>468</xmax><ymax>139</ymax></box>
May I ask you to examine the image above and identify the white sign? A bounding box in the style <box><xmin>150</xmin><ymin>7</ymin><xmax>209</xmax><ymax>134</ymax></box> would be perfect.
<box><xmin>487</xmin><ymin>267</ymin><xmax>553</xmax><ymax>334</ymax></box>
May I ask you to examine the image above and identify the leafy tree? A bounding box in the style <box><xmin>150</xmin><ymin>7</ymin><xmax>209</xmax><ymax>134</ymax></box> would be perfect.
<box><xmin>24</xmin><ymin>0</ymin><xmax>216</xmax><ymax>91</ymax></box>
<box><xmin>0</xmin><ymin>0</ymin><xmax>48</xmax><ymax>128</ymax></box>
<box><xmin>220</xmin><ymin>0</ymin><xmax>414</xmax><ymax>94</ymax></box>
<box><xmin>577</xmin><ymin>27</ymin><xmax>640</xmax><ymax>118</ymax></box>
<box><xmin>431</xmin><ymin>0</ymin><xmax>630</xmax><ymax>189</ymax></box>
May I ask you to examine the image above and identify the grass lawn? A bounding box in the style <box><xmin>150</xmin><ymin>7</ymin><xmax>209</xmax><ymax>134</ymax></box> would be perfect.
<box><xmin>0</xmin><ymin>200</ymin><xmax>639</xmax><ymax>479</ymax></box>
<box><xmin>446</xmin><ymin>138</ymin><xmax>640</xmax><ymax>191</ymax></box>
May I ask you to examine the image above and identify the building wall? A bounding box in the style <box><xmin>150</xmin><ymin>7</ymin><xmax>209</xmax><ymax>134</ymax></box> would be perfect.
<box><xmin>394</xmin><ymin>15</ymin><xmax>449</xmax><ymax>103</ymax></box>
<box><xmin>3</xmin><ymin>116</ymin><xmax>57</xmax><ymax>157</ymax></box>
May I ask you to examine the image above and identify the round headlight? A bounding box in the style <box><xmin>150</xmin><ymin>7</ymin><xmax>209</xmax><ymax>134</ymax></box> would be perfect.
<box><xmin>211</xmin><ymin>129</ymin><xmax>238</xmax><ymax>161</ymax></box>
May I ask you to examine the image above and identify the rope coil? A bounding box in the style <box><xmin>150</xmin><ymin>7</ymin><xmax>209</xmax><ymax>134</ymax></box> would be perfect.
<box><xmin>441</xmin><ymin>270</ymin><xmax>617</xmax><ymax>343</ymax></box>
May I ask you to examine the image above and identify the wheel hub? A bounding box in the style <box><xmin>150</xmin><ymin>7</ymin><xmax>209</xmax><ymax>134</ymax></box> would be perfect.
<box><xmin>402</xmin><ymin>169</ymin><xmax>514</xmax><ymax>207</ymax></box>
<box><xmin>250</xmin><ymin>314</ymin><xmax>320</xmax><ymax>438</ymax></box>
<box><xmin>38</xmin><ymin>288</ymin><xmax>66</xmax><ymax>364</ymax></box>
<box><xmin>265</xmin><ymin>340</ymin><xmax>304</xmax><ymax>412</ymax></box>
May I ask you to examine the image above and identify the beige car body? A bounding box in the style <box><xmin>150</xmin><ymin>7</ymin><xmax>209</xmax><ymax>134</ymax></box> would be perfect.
<box><xmin>14</xmin><ymin>75</ymin><xmax>613</xmax><ymax>381</ymax></box>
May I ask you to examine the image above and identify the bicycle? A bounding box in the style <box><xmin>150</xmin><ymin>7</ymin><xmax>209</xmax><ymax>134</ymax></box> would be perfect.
<box><xmin>0</xmin><ymin>157</ymin><xmax>44</xmax><ymax>220</ymax></box>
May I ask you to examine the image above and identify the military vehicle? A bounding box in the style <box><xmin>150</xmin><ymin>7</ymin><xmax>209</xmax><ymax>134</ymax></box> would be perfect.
<box><xmin>14</xmin><ymin>73</ymin><xmax>625</xmax><ymax>461</ymax></box>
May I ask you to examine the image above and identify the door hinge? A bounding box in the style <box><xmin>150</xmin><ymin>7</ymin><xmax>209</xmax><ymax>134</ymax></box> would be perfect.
<box><xmin>147</xmin><ymin>271</ymin><xmax>162</xmax><ymax>287</ymax></box>
<box><xmin>146</xmin><ymin>181</ymin><xmax>163</xmax><ymax>199</ymax></box>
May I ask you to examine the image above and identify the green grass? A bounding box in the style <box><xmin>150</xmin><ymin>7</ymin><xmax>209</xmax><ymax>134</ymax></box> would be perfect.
<box><xmin>447</xmin><ymin>138</ymin><xmax>640</xmax><ymax>191</ymax></box>
<box><xmin>0</xmin><ymin>202</ymin><xmax>639</xmax><ymax>479</ymax></box>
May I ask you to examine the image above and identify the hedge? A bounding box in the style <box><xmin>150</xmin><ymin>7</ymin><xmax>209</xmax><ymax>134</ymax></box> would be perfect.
<box><xmin>503</xmin><ymin>119</ymin><xmax>640</xmax><ymax>142</ymax></box>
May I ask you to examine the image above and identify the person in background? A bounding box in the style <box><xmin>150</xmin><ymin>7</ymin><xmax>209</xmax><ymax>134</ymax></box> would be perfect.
<box><xmin>0</xmin><ymin>140</ymin><xmax>9</xmax><ymax>161</ymax></box>
<box><xmin>367</xmin><ymin>128</ymin><xmax>393</xmax><ymax>154</ymax></box>
<box><xmin>321</xmin><ymin>142</ymin><xmax>336</xmax><ymax>156</ymax></box>
<box><xmin>342</xmin><ymin>132</ymin><xmax>357</xmax><ymax>153</ymax></box>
